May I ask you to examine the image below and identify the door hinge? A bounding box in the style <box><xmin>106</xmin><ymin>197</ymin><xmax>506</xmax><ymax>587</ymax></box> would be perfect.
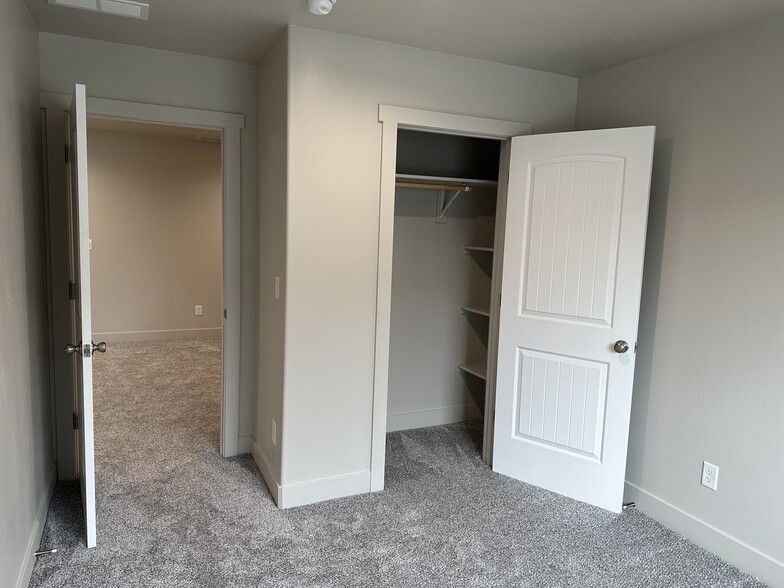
<box><xmin>64</xmin><ymin>144</ymin><xmax>69</xmax><ymax>164</ymax></box>
<box><xmin>72</xmin><ymin>413</ymin><xmax>79</xmax><ymax>430</ymax></box>
<box><xmin>223</xmin><ymin>309</ymin><xmax>227</xmax><ymax>319</ymax></box>
<box><xmin>68</xmin><ymin>281</ymin><xmax>76</xmax><ymax>300</ymax></box>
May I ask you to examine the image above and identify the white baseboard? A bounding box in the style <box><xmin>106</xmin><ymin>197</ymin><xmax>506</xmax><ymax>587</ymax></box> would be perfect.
<box><xmin>15</xmin><ymin>464</ymin><xmax>55</xmax><ymax>588</ymax></box>
<box><xmin>237</xmin><ymin>435</ymin><xmax>252</xmax><ymax>454</ymax></box>
<box><xmin>279</xmin><ymin>470</ymin><xmax>371</xmax><ymax>509</ymax></box>
<box><xmin>93</xmin><ymin>328</ymin><xmax>221</xmax><ymax>343</ymax></box>
<box><xmin>252</xmin><ymin>440</ymin><xmax>282</xmax><ymax>506</ymax></box>
<box><xmin>625</xmin><ymin>482</ymin><xmax>784</xmax><ymax>587</ymax></box>
<box><xmin>387</xmin><ymin>404</ymin><xmax>482</xmax><ymax>432</ymax></box>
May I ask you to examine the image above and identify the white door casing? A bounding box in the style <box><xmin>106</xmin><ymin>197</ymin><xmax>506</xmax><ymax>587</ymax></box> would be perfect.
<box><xmin>69</xmin><ymin>83</ymin><xmax>97</xmax><ymax>547</ymax></box>
<box><xmin>493</xmin><ymin>127</ymin><xmax>655</xmax><ymax>512</ymax></box>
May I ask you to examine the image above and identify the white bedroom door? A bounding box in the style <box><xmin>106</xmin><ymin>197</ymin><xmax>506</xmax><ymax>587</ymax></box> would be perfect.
<box><xmin>492</xmin><ymin>127</ymin><xmax>655</xmax><ymax>513</ymax></box>
<box><xmin>66</xmin><ymin>83</ymin><xmax>102</xmax><ymax>547</ymax></box>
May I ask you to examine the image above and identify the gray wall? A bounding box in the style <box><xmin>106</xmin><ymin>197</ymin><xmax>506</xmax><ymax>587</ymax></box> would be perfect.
<box><xmin>577</xmin><ymin>17</ymin><xmax>784</xmax><ymax>585</ymax></box>
<box><xmin>0</xmin><ymin>2</ymin><xmax>52</xmax><ymax>586</ymax></box>
<box><xmin>256</xmin><ymin>30</ymin><xmax>289</xmax><ymax>487</ymax></box>
<box><xmin>388</xmin><ymin>188</ymin><xmax>496</xmax><ymax>430</ymax></box>
<box><xmin>87</xmin><ymin>127</ymin><xmax>222</xmax><ymax>341</ymax></box>
<box><xmin>281</xmin><ymin>26</ymin><xmax>578</xmax><ymax>488</ymax></box>
<box><xmin>39</xmin><ymin>33</ymin><xmax>258</xmax><ymax>441</ymax></box>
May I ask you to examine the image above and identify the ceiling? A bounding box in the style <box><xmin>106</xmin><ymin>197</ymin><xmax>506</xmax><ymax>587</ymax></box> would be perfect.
<box><xmin>24</xmin><ymin>0</ymin><xmax>784</xmax><ymax>76</ymax></box>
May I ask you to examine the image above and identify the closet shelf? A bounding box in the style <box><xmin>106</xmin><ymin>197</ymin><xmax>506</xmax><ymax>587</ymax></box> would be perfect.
<box><xmin>460</xmin><ymin>305</ymin><xmax>491</xmax><ymax>318</ymax></box>
<box><xmin>458</xmin><ymin>362</ymin><xmax>487</xmax><ymax>380</ymax></box>
<box><xmin>464</xmin><ymin>246</ymin><xmax>494</xmax><ymax>254</ymax></box>
<box><xmin>396</xmin><ymin>174</ymin><xmax>498</xmax><ymax>222</ymax></box>
<box><xmin>395</xmin><ymin>174</ymin><xmax>498</xmax><ymax>191</ymax></box>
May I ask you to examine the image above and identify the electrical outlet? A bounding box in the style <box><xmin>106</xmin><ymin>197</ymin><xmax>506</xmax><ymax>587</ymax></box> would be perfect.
<box><xmin>274</xmin><ymin>276</ymin><xmax>280</xmax><ymax>300</ymax></box>
<box><xmin>195</xmin><ymin>305</ymin><xmax>203</xmax><ymax>316</ymax></box>
<box><xmin>701</xmin><ymin>461</ymin><xmax>719</xmax><ymax>491</ymax></box>
<box><xmin>272</xmin><ymin>420</ymin><xmax>277</xmax><ymax>446</ymax></box>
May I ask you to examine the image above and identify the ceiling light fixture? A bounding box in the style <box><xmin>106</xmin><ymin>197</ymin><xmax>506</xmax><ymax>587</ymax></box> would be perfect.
<box><xmin>46</xmin><ymin>0</ymin><xmax>150</xmax><ymax>20</ymax></box>
<box><xmin>305</xmin><ymin>0</ymin><xmax>336</xmax><ymax>16</ymax></box>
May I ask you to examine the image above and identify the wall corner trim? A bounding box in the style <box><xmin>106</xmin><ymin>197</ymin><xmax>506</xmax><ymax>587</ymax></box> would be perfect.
<box><xmin>15</xmin><ymin>464</ymin><xmax>56</xmax><ymax>588</ymax></box>
<box><xmin>252</xmin><ymin>441</ymin><xmax>282</xmax><ymax>506</ymax></box>
<box><xmin>624</xmin><ymin>481</ymin><xmax>784</xmax><ymax>587</ymax></box>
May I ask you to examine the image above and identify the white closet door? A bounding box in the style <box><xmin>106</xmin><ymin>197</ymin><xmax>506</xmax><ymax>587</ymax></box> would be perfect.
<box><xmin>492</xmin><ymin>127</ymin><xmax>655</xmax><ymax>512</ymax></box>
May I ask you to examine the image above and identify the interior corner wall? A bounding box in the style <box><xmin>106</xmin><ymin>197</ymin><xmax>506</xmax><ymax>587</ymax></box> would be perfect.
<box><xmin>255</xmin><ymin>29</ymin><xmax>288</xmax><ymax>492</ymax></box>
<box><xmin>87</xmin><ymin>128</ymin><xmax>222</xmax><ymax>341</ymax></box>
<box><xmin>576</xmin><ymin>17</ymin><xmax>784</xmax><ymax>585</ymax></box>
<box><xmin>37</xmin><ymin>33</ymin><xmax>259</xmax><ymax>441</ymax></box>
<box><xmin>282</xmin><ymin>26</ymin><xmax>578</xmax><ymax>491</ymax></box>
<box><xmin>0</xmin><ymin>2</ymin><xmax>52</xmax><ymax>587</ymax></box>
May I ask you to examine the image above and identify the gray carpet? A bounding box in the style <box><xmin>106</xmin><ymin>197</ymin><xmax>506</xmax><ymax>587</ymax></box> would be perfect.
<box><xmin>30</xmin><ymin>338</ymin><xmax>765</xmax><ymax>587</ymax></box>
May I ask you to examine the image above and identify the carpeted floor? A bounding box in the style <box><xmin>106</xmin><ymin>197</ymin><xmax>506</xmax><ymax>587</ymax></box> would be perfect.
<box><xmin>30</xmin><ymin>338</ymin><xmax>766</xmax><ymax>587</ymax></box>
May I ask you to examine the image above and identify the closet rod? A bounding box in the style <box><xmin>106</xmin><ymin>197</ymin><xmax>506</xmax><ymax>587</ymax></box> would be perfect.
<box><xmin>395</xmin><ymin>181</ymin><xmax>472</xmax><ymax>192</ymax></box>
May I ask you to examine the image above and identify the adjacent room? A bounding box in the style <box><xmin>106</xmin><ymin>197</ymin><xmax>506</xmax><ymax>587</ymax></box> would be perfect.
<box><xmin>2</xmin><ymin>1</ymin><xmax>783</xmax><ymax>587</ymax></box>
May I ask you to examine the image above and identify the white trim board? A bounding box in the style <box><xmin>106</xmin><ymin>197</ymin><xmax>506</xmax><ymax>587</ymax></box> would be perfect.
<box><xmin>278</xmin><ymin>471</ymin><xmax>371</xmax><ymax>510</ymax></box>
<box><xmin>40</xmin><ymin>92</ymin><xmax>244</xmax><ymax>130</ymax></box>
<box><xmin>40</xmin><ymin>91</ymin><xmax>244</xmax><ymax>460</ymax></box>
<box><xmin>237</xmin><ymin>435</ymin><xmax>252</xmax><ymax>454</ymax></box>
<box><xmin>15</xmin><ymin>465</ymin><xmax>55</xmax><ymax>588</ymax></box>
<box><xmin>371</xmin><ymin>105</ymin><xmax>533</xmax><ymax>493</ymax></box>
<box><xmin>387</xmin><ymin>404</ymin><xmax>482</xmax><ymax>432</ymax></box>
<box><xmin>625</xmin><ymin>482</ymin><xmax>784</xmax><ymax>587</ymax></box>
<box><xmin>252</xmin><ymin>441</ymin><xmax>282</xmax><ymax>506</ymax></box>
<box><xmin>93</xmin><ymin>328</ymin><xmax>221</xmax><ymax>343</ymax></box>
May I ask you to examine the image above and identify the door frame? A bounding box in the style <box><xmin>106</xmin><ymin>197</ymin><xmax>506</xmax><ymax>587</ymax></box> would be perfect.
<box><xmin>370</xmin><ymin>105</ymin><xmax>532</xmax><ymax>491</ymax></box>
<box><xmin>41</xmin><ymin>91</ymin><xmax>245</xmax><ymax>463</ymax></box>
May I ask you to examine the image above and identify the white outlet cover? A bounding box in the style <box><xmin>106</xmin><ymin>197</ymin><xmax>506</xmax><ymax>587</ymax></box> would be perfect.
<box><xmin>195</xmin><ymin>305</ymin><xmax>203</xmax><ymax>316</ymax></box>
<box><xmin>701</xmin><ymin>461</ymin><xmax>719</xmax><ymax>491</ymax></box>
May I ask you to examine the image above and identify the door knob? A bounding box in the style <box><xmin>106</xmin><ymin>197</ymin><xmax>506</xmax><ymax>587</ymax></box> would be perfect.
<box><xmin>65</xmin><ymin>343</ymin><xmax>81</xmax><ymax>355</ymax></box>
<box><xmin>614</xmin><ymin>340</ymin><xmax>629</xmax><ymax>354</ymax></box>
<box><xmin>92</xmin><ymin>341</ymin><xmax>107</xmax><ymax>353</ymax></box>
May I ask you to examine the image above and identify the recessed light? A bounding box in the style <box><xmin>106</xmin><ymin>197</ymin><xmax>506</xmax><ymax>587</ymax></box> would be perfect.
<box><xmin>46</xmin><ymin>0</ymin><xmax>150</xmax><ymax>20</ymax></box>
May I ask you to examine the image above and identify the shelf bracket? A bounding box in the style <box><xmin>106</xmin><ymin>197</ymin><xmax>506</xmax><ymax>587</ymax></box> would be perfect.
<box><xmin>435</xmin><ymin>186</ymin><xmax>471</xmax><ymax>224</ymax></box>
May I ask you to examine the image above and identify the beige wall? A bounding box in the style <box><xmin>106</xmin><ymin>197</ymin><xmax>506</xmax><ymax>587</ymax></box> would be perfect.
<box><xmin>0</xmin><ymin>2</ymin><xmax>52</xmax><ymax>587</ymax></box>
<box><xmin>577</xmin><ymin>17</ymin><xmax>784</xmax><ymax>585</ymax></box>
<box><xmin>38</xmin><ymin>33</ymin><xmax>258</xmax><ymax>440</ymax></box>
<box><xmin>281</xmin><ymin>26</ymin><xmax>578</xmax><ymax>488</ymax></box>
<box><xmin>87</xmin><ymin>127</ymin><xmax>222</xmax><ymax>340</ymax></box>
<box><xmin>256</xmin><ymin>30</ymin><xmax>288</xmax><ymax>486</ymax></box>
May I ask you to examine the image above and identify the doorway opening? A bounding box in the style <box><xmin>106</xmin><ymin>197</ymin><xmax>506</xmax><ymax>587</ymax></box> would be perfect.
<box><xmin>386</xmin><ymin>129</ymin><xmax>504</xmax><ymax>462</ymax></box>
<box><xmin>85</xmin><ymin>117</ymin><xmax>224</xmax><ymax>470</ymax></box>
<box><xmin>370</xmin><ymin>106</ymin><xmax>533</xmax><ymax>492</ymax></box>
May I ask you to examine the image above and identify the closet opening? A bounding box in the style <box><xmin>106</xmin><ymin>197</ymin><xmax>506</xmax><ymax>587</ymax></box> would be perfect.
<box><xmin>385</xmin><ymin>128</ymin><xmax>505</xmax><ymax>464</ymax></box>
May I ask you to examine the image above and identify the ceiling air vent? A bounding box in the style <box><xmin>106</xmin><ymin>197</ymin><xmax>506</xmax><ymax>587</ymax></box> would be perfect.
<box><xmin>46</xmin><ymin>0</ymin><xmax>150</xmax><ymax>20</ymax></box>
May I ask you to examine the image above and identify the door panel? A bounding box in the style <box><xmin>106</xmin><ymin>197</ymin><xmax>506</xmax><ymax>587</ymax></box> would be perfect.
<box><xmin>493</xmin><ymin>127</ymin><xmax>655</xmax><ymax>513</ymax></box>
<box><xmin>69</xmin><ymin>83</ymin><xmax>97</xmax><ymax>548</ymax></box>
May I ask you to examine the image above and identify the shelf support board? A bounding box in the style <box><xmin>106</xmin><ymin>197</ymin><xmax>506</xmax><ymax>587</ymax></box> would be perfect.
<box><xmin>436</xmin><ymin>187</ymin><xmax>471</xmax><ymax>224</ymax></box>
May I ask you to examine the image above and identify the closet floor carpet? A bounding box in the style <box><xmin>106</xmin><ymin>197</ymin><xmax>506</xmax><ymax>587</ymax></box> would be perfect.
<box><xmin>30</xmin><ymin>338</ymin><xmax>765</xmax><ymax>588</ymax></box>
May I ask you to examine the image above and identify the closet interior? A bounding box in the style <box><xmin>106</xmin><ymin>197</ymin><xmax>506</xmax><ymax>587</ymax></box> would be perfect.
<box><xmin>386</xmin><ymin>129</ymin><xmax>505</xmax><ymax>447</ymax></box>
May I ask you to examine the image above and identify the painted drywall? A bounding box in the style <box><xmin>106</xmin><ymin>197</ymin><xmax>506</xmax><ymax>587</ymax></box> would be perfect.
<box><xmin>282</xmin><ymin>26</ymin><xmax>578</xmax><ymax>488</ymax></box>
<box><xmin>577</xmin><ymin>16</ymin><xmax>784</xmax><ymax>585</ymax></box>
<box><xmin>87</xmin><ymin>127</ymin><xmax>222</xmax><ymax>341</ymax></box>
<box><xmin>388</xmin><ymin>188</ymin><xmax>496</xmax><ymax>430</ymax></box>
<box><xmin>255</xmin><ymin>30</ymin><xmax>288</xmax><ymax>489</ymax></box>
<box><xmin>38</xmin><ymin>33</ymin><xmax>258</xmax><ymax>440</ymax></box>
<box><xmin>0</xmin><ymin>2</ymin><xmax>52</xmax><ymax>586</ymax></box>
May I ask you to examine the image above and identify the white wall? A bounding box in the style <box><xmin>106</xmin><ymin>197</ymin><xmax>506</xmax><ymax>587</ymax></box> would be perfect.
<box><xmin>388</xmin><ymin>188</ymin><xmax>495</xmax><ymax>430</ymax></box>
<box><xmin>88</xmin><ymin>128</ymin><xmax>222</xmax><ymax>341</ymax></box>
<box><xmin>38</xmin><ymin>33</ymin><xmax>258</xmax><ymax>440</ymax></box>
<box><xmin>255</xmin><ymin>30</ymin><xmax>288</xmax><ymax>492</ymax></box>
<box><xmin>577</xmin><ymin>17</ymin><xmax>784</xmax><ymax>585</ymax></box>
<box><xmin>281</xmin><ymin>26</ymin><xmax>577</xmax><ymax>491</ymax></box>
<box><xmin>0</xmin><ymin>2</ymin><xmax>52</xmax><ymax>587</ymax></box>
